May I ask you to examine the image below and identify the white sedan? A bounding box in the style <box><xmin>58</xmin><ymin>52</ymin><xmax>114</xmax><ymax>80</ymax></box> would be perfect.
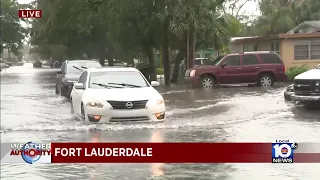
<box><xmin>70</xmin><ymin>67</ymin><xmax>165</xmax><ymax>123</ymax></box>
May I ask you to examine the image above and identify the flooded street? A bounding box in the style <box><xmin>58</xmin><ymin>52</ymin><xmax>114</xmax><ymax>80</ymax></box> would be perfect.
<box><xmin>1</xmin><ymin>63</ymin><xmax>320</xmax><ymax>180</ymax></box>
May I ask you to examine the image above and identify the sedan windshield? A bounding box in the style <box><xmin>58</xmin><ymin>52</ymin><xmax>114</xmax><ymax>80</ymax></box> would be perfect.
<box><xmin>88</xmin><ymin>71</ymin><xmax>149</xmax><ymax>89</ymax></box>
<box><xmin>67</xmin><ymin>62</ymin><xmax>101</xmax><ymax>74</ymax></box>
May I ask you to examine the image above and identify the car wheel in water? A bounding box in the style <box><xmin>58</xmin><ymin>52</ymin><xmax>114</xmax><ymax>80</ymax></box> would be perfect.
<box><xmin>81</xmin><ymin>105</ymin><xmax>86</xmax><ymax>121</ymax></box>
<box><xmin>258</xmin><ymin>74</ymin><xmax>274</xmax><ymax>87</ymax></box>
<box><xmin>61</xmin><ymin>84</ymin><xmax>66</xmax><ymax>96</ymax></box>
<box><xmin>70</xmin><ymin>100</ymin><xmax>74</xmax><ymax>114</ymax></box>
<box><xmin>201</xmin><ymin>75</ymin><xmax>215</xmax><ymax>88</ymax></box>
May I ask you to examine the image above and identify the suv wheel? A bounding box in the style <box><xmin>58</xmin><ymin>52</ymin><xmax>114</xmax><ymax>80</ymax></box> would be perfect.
<box><xmin>70</xmin><ymin>99</ymin><xmax>74</xmax><ymax>114</ymax></box>
<box><xmin>201</xmin><ymin>75</ymin><xmax>215</xmax><ymax>88</ymax></box>
<box><xmin>81</xmin><ymin>105</ymin><xmax>86</xmax><ymax>121</ymax></box>
<box><xmin>258</xmin><ymin>74</ymin><xmax>274</xmax><ymax>87</ymax></box>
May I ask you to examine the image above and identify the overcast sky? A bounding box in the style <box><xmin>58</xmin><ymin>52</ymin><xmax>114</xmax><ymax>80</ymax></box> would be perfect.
<box><xmin>17</xmin><ymin>0</ymin><xmax>260</xmax><ymax>16</ymax></box>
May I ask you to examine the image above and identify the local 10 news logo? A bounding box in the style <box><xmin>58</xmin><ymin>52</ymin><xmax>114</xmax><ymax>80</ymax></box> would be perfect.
<box><xmin>272</xmin><ymin>140</ymin><xmax>298</xmax><ymax>163</ymax></box>
<box><xmin>10</xmin><ymin>141</ymin><xmax>51</xmax><ymax>164</ymax></box>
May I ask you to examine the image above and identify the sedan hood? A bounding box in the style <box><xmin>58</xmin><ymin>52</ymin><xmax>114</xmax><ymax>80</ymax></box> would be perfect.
<box><xmin>84</xmin><ymin>87</ymin><xmax>163</xmax><ymax>101</ymax></box>
<box><xmin>294</xmin><ymin>69</ymin><xmax>320</xmax><ymax>80</ymax></box>
<box><xmin>65</xmin><ymin>73</ymin><xmax>81</xmax><ymax>81</ymax></box>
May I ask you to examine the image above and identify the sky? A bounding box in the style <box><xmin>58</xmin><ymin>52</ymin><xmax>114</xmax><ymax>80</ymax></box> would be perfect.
<box><xmin>18</xmin><ymin>0</ymin><xmax>260</xmax><ymax>17</ymax></box>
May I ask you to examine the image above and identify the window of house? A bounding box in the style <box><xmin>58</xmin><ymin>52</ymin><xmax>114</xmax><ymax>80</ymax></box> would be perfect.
<box><xmin>270</xmin><ymin>41</ymin><xmax>280</xmax><ymax>54</ymax></box>
<box><xmin>242</xmin><ymin>55</ymin><xmax>259</xmax><ymax>65</ymax></box>
<box><xmin>311</xmin><ymin>39</ymin><xmax>320</xmax><ymax>59</ymax></box>
<box><xmin>243</xmin><ymin>44</ymin><xmax>249</xmax><ymax>52</ymax></box>
<box><xmin>294</xmin><ymin>39</ymin><xmax>320</xmax><ymax>60</ymax></box>
<box><xmin>223</xmin><ymin>56</ymin><xmax>240</xmax><ymax>66</ymax></box>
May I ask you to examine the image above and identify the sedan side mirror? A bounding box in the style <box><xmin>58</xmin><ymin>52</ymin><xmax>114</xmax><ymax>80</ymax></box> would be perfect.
<box><xmin>151</xmin><ymin>81</ymin><xmax>160</xmax><ymax>87</ymax></box>
<box><xmin>74</xmin><ymin>83</ymin><xmax>84</xmax><ymax>89</ymax></box>
<box><xmin>221</xmin><ymin>62</ymin><xmax>227</xmax><ymax>68</ymax></box>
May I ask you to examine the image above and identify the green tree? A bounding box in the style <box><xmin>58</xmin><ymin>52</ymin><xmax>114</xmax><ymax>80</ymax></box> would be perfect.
<box><xmin>1</xmin><ymin>0</ymin><xmax>29</xmax><ymax>55</ymax></box>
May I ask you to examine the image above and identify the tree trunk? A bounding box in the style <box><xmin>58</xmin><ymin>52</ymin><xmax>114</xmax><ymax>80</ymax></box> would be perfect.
<box><xmin>145</xmin><ymin>46</ymin><xmax>157</xmax><ymax>81</ymax></box>
<box><xmin>99</xmin><ymin>54</ymin><xmax>105</xmax><ymax>66</ymax></box>
<box><xmin>186</xmin><ymin>32</ymin><xmax>189</xmax><ymax>68</ymax></box>
<box><xmin>187</xmin><ymin>32</ymin><xmax>195</xmax><ymax>69</ymax></box>
<box><xmin>106</xmin><ymin>46</ymin><xmax>114</xmax><ymax>66</ymax></box>
<box><xmin>162</xmin><ymin>20</ymin><xmax>170</xmax><ymax>86</ymax></box>
<box><xmin>107</xmin><ymin>57</ymin><xmax>114</xmax><ymax>66</ymax></box>
<box><xmin>171</xmin><ymin>48</ymin><xmax>186</xmax><ymax>84</ymax></box>
<box><xmin>99</xmin><ymin>50</ymin><xmax>106</xmax><ymax>66</ymax></box>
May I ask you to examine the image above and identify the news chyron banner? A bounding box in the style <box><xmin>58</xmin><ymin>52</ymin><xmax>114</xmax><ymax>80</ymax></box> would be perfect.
<box><xmin>1</xmin><ymin>141</ymin><xmax>320</xmax><ymax>164</ymax></box>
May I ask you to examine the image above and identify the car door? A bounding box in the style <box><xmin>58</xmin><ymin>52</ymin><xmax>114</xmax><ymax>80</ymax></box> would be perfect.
<box><xmin>240</xmin><ymin>54</ymin><xmax>261</xmax><ymax>83</ymax></box>
<box><xmin>217</xmin><ymin>55</ymin><xmax>242</xmax><ymax>84</ymax></box>
<box><xmin>72</xmin><ymin>71</ymin><xmax>88</xmax><ymax>116</ymax></box>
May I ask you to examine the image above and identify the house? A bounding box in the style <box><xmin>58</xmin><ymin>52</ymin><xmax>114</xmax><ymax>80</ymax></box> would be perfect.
<box><xmin>230</xmin><ymin>20</ymin><xmax>320</xmax><ymax>69</ymax></box>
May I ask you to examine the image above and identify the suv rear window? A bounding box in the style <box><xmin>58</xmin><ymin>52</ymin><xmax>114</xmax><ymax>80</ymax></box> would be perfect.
<box><xmin>260</xmin><ymin>53</ymin><xmax>283</xmax><ymax>64</ymax></box>
<box><xmin>242</xmin><ymin>55</ymin><xmax>259</xmax><ymax>65</ymax></box>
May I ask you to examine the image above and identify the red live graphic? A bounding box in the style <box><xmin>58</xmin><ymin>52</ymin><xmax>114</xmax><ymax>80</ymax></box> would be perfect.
<box><xmin>18</xmin><ymin>10</ymin><xmax>42</xmax><ymax>18</ymax></box>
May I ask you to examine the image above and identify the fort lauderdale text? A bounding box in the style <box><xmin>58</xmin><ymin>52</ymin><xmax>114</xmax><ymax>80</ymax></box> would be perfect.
<box><xmin>54</xmin><ymin>148</ymin><xmax>153</xmax><ymax>157</ymax></box>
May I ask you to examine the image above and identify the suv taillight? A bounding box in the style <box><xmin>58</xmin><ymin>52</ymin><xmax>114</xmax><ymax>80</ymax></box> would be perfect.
<box><xmin>283</xmin><ymin>65</ymin><xmax>286</xmax><ymax>72</ymax></box>
<box><xmin>190</xmin><ymin>70</ymin><xmax>196</xmax><ymax>77</ymax></box>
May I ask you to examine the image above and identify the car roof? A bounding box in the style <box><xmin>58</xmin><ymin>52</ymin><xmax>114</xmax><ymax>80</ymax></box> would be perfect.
<box><xmin>226</xmin><ymin>51</ymin><xmax>277</xmax><ymax>56</ymax></box>
<box><xmin>87</xmin><ymin>67</ymin><xmax>140</xmax><ymax>73</ymax></box>
<box><xmin>66</xmin><ymin>60</ymin><xmax>99</xmax><ymax>63</ymax></box>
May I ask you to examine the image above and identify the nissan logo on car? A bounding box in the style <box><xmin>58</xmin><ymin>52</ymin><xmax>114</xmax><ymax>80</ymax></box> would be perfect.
<box><xmin>125</xmin><ymin>102</ymin><xmax>133</xmax><ymax>109</ymax></box>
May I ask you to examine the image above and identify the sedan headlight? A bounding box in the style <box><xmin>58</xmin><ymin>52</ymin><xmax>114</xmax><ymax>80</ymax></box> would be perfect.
<box><xmin>85</xmin><ymin>98</ymin><xmax>104</xmax><ymax>108</ymax></box>
<box><xmin>315</xmin><ymin>81</ymin><xmax>320</xmax><ymax>86</ymax></box>
<box><xmin>156</xmin><ymin>99</ymin><xmax>164</xmax><ymax>105</ymax></box>
<box><xmin>150</xmin><ymin>98</ymin><xmax>165</xmax><ymax>105</ymax></box>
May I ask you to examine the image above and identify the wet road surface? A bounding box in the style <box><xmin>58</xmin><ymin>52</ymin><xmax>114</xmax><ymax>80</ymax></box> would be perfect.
<box><xmin>1</xmin><ymin>63</ymin><xmax>320</xmax><ymax>180</ymax></box>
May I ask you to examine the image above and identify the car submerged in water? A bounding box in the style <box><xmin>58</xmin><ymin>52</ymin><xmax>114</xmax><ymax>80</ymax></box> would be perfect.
<box><xmin>284</xmin><ymin>64</ymin><xmax>320</xmax><ymax>106</ymax></box>
<box><xmin>56</xmin><ymin>60</ymin><xmax>102</xmax><ymax>98</ymax></box>
<box><xmin>70</xmin><ymin>67</ymin><xmax>165</xmax><ymax>123</ymax></box>
<box><xmin>33</xmin><ymin>60</ymin><xmax>42</xmax><ymax>68</ymax></box>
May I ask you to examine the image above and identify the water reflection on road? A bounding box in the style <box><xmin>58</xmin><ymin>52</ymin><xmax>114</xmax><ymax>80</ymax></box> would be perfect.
<box><xmin>1</xmin><ymin>64</ymin><xmax>320</xmax><ymax>180</ymax></box>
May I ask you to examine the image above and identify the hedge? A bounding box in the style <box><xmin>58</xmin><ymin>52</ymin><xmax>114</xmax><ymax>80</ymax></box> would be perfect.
<box><xmin>286</xmin><ymin>65</ymin><xmax>309</xmax><ymax>81</ymax></box>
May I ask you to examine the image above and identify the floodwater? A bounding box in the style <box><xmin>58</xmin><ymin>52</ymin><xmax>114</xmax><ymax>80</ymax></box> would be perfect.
<box><xmin>1</xmin><ymin>63</ymin><xmax>320</xmax><ymax>180</ymax></box>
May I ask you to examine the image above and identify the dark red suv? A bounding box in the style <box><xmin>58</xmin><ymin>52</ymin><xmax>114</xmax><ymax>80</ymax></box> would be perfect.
<box><xmin>185</xmin><ymin>51</ymin><xmax>288</xmax><ymax>88</ymax></box>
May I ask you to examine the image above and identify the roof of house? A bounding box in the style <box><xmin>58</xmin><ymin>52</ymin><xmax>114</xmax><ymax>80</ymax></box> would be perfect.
<box><xmin>231</xmin><ymin>21</ymin><xmax>320</xmax><ymax>43</ymax></box>
<box><xmin>231</xmin><ymin>35</ymin><xmax>279</xmax><ymax>44</ymax></box>
<box><xmin>230</xmin><ymin>37</ymin><xmax>259</xmax><ymax>42</ymax></box>
<box><xmin>286</xmin><ymin>20</ymin><xmax>320</xmax><ymax>34</ymax></box>
<box><xmin>279</xmin><ymin>32</ymin><xmax>320</xmax><ymax>38</ymax></box>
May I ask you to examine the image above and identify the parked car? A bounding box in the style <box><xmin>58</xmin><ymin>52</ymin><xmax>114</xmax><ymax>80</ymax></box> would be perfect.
<box><xmin>42</xmin><ymin>60</ymin><xmax>49</xmax><ymax>66</ymax></box>
<box><xmin>70</xmin><ymin>67</ymin><xmax>165</xmax><ymax>123</ymax></box>
<box><xmin>184</xmin><ymin>51</ymin><xmax>288</xmax><ymax>88</ymax></box>
<box><xmin>179</xmin><ymin>57</ymin><xmax>217</xmax><ymax>75</ymax></box>
<box><xmin>33</xmin><ymin>61</ymin><xmax>42</xmax><ymax>68</ymax></box>
<box><xmin>54</xmin><ymin>61</ymin><xmax>61</xmax><ymax>68</ymax></box>
<box><xmin>290</xmin><ymin>64</ymin><xmax>320</xmax><ymax>105</ymax></box>
<box><xmin>56</xmin><ymin>60</ymin><xmax>102</xmax><ymax>97</ymax></box>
